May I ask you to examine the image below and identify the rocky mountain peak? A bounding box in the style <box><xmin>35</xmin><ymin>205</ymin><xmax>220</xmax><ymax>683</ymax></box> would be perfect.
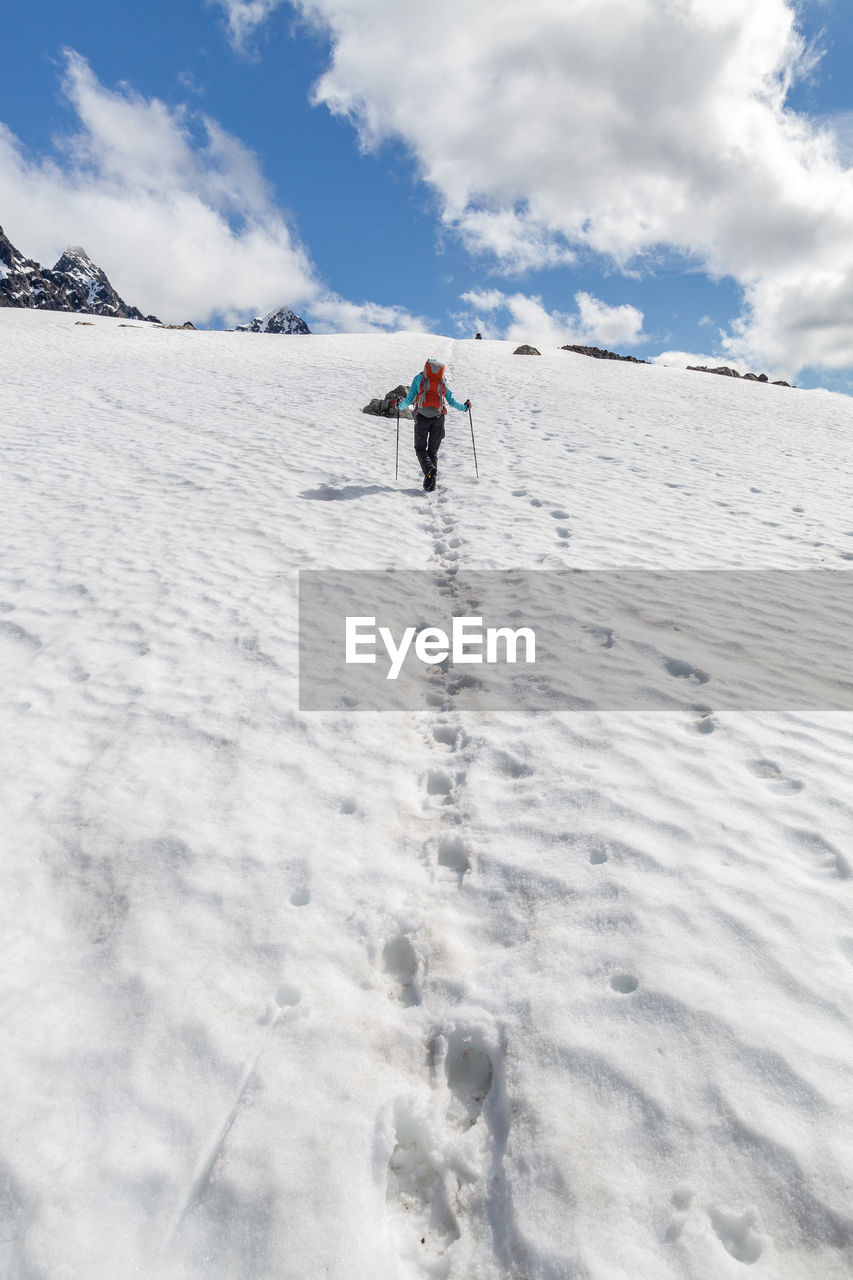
<box><xmin>233</xmin><ymin>305</ymin><xmax>311</xmax><ymax>335</ymax></box>
<box><xmin>0</xmin><ymin>226</ymin><xmax>160</xmax><ymax>323</ymax></box>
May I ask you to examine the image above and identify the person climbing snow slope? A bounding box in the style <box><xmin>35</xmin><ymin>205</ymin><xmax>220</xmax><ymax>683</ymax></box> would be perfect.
<box><xmin>393</xmin><ymin>359</ymin><xmax>471</xmax><ymax>491</ymax></box>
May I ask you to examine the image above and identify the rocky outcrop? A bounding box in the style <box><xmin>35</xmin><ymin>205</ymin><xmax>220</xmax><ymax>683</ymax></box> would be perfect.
<box><xmin>561</xmin><ymin>344</ymin><xmax>647</xmax><ymax>364</ymax></box>
<box><xmin>363</xmin><ymin>385</ymin><xmax>414</xmax><ymax>419</ymax></box>
<box><xmin>0</xmin><ymin>227</ymin><xmax>160</xmax><ymax>321</ymax></box>
<box><xmin>687</xmin><ymin>364</ymin><xmax>792</xmax><ymax>387</ymax></box>
<box><xmin>687</xmin><ymin>364</ymin><xmax>742</xmax><ymax>378</ymax></box>
<box><xmin>514</xmin><ymin>344</ymin><xmax>541</xmax><ymax>355</ymax></box>
<box><xmin>233</xmin><ymin>306</ymin><xmax>310</xmax><ymax>335</ymax></box>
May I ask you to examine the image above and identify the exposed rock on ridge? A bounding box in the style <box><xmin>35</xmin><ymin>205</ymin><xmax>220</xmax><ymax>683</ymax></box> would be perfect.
<box><xmin>0</xmin><ymin>226</ymin><xmax>160</xmax><ymax>322</ymax></box>
<box><xmin>687</xmin><ymin>364</ymin><xmax>792</xmax><ymax>387</ymax></box>
<box><xmin>561</xmin><ymin>344</ymin><xmax>648</xmax><ymax>364</ymax></box>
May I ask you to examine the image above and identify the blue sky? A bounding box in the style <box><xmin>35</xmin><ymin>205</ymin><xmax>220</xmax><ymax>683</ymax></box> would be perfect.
<box><xmin>3</xmin><ymin>1</ymin><xmax>853</xmax><ymax>391</ymax></box>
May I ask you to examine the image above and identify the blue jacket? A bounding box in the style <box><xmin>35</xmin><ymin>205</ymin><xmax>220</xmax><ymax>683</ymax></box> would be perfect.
<box><xmin>398</xmin><ymin>370</ymin><xmax>468</xmax><ymax>415</ymax></box>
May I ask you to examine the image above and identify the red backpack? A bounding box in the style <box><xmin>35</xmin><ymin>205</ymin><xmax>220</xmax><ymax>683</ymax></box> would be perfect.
<box><xmin>415</xmin><ymin>360</ymin><xmax>446</xmax><ymax>414</ymax></box>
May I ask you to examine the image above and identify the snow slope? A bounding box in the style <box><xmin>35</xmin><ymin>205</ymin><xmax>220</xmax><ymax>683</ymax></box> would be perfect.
<box><xmin>2</xmin><ymin>308</ymin><xmax>853</xmax><ymax>1280</ymax></box>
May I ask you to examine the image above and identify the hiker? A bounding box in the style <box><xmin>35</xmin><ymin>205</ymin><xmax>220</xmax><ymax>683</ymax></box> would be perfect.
<box><xmin>392</xmin><ymin>359</ymin><xmax>471</xmax><ymax>491</ymax></box>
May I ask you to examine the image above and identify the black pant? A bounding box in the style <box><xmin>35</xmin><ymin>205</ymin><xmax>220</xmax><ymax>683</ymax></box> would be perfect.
<box><xmin>414</xmin><ymin>413</ymin><xmax>445</xmax><ymax>476</ymax></box>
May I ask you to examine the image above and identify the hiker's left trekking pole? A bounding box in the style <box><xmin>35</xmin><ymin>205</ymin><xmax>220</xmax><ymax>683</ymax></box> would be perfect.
<box><xmin>468</xmin><ymin>403</ymin><xmax>479</xmax><ymax>478</ymax></box>
<box><xmin>395</xmin><ymin>405</ymin><xmax>400</xmax><ymax>480</ymax></box>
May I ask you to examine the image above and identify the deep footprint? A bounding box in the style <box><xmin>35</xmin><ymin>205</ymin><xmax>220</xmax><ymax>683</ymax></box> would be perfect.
<box><xmin>666</xmin><ymin>658</ymin><xmax>710</xmax><ymax>685</ymax></box>
<box><xmin>445</xmin><ymin>1028</ymin><xmax>494</xmax><ymax>1130</ymax></box>
<box><xmin>437</xmin><ymin>835</ymin><xmax>471</xmax><ymax>877</ymax></box>
<box><xmin>385</xmin><ymin>1103</ymin><xmax>460</xmax><ymax>1267</ymax></box>
<box><xmin>382</xmin><ymin>936</ymin><xmax>420</xmax><ymax>1007</ymax></box>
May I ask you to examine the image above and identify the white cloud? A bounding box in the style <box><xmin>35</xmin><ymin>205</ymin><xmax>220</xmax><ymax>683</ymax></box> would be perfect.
<box><xmin>274</xmin><ymin>0</ymin><xmax>853</xmax><ymax>375</ymax></box>
<box><xmin>0</xmin><ymin>51</ymin><xmax>317</xmax><ymax>324</ymax></box>
<box><xmin>652</xmin><ymin>350</ymin><xmax>733</xmax><ymax>370</ymax></box>
<box><xmin>209</xmin><ymin>0</ymin><xmax>288</xmax><ymax>51</ymax></box>
<box><xmin>307</xmin><ymin>295</ymin><xmax>431</xmax><ymax>333</ymax></box>
<box><xmin>460</xmin><ymin>288</ymin><xmax>645</xmax><ymax>349</ymax></box>
<box><xmin>0</xmin><ymin>51</ymin><xmax>409</xmax><ymax>333</ymax></box>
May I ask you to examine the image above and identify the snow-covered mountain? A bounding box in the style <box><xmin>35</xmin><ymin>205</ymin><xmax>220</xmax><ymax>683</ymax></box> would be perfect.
<box><xmin>0</xmin><ymin>225</ymin><xmax>161</xmax><ymax>322</ymax></box>
<box><xmin>233</xmin><ymin>304</ymin><xmax>311</xmax><ymax>334</ymax></box>
<box><xmin>2</xmin><ymin>307</ymin><xmax>853</xmax><ymax>1280</ymax></box>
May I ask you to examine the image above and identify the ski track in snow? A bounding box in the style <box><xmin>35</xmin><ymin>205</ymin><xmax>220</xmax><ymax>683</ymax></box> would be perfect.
<box><xmin>1</xmin><ymin>311</ymin><xmax>853</xmax><ymax>1279</ymax></box>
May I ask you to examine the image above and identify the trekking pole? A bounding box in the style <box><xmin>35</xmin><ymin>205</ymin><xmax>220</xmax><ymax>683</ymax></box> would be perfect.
<box><xmin>395</xmin><ymin>404</ymin><xmax>400</xmax><ymax>480</ymax></box>
<box><xmin>468</xmin><ymin>403</ymin><xmax>479</xmax><ymax>478</ymax></box>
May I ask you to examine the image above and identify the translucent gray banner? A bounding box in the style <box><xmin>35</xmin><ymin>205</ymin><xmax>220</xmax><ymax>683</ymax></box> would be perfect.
<box><xmin>298</xmin><ymin>570</ymin><xmax>853</xmax><ymax>712</ymax></box>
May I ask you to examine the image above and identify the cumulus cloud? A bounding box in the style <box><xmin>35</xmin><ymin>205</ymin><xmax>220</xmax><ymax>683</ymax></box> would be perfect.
<box><xmin>0</xmin><ymin>51</ymin><xmax>317</xmax><ymax>324</ymax></box>
<box><xmin>460</xmin><ymin>288</ymin><xmax>645</xmax><ymax>348</ymax></box>
<box><xmin>209</xmin><ymin>0</ymin><xmax>288</xmax><ymax>51</ymax></box>
<box><xmin>275</xmin><ymin>0</ymin><xmax>853</xmax><ymax>375</ymax></box>
<box><xmin>308</xmin><ymin>295</ymin><xmax>431</xmax><ymax>333</ymax></box>
<box><xmin>652</xmin><ymin>350</ymin><xmax>729</xmax><ymax>370</ymax></box>
<box><xmin>0</xmin><ymin>51</ymin><xmax>412</xmax><ymax>333</ymax></box>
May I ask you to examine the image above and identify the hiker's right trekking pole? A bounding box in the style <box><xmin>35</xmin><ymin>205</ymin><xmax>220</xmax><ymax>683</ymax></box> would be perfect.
<box><xmin>395</xmin><ymin>405</ymin><xmax>400</xmax><ymax>480</ymax></box>
<box><xmin>468</xmin><ymin>403</ymin><xmax>479</xmax><ymax>478</ymax></box>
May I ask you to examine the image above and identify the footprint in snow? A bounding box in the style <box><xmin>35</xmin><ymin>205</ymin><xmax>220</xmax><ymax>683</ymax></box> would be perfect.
<box><xmin>585</xmin><ymin>625</ymin><xmax>615</xmax><ymax>649</ymax></box>
<box><xmin>491</xmin><ymin>748</ymin><xmax>535</xmax><ymax>779</ymax></box>
<box><xmin>436</xmin><ymin>834</ymin><xmax>470</xmax><ymax>879</ymax></box>
<box><xmin>665</xmin><ymin>658</ymin><xmax>710</xmax><ymax>685</ymax></box>
<box><xmin>445</xmin><ymin>1028</ymin><xmax>494</xmax><ymax>1131</ymax></box>
<box><xmin>385</xmin><ymin>1101</ymin><xmax>460</xmax><ymax>1267</ymax></box>
<box><xmin>426</xmin><ymin>768</ymin><xmax>454</xmax><ymax>797</ymax></box>
<box><xmin>610</xmin><ymin>973</ymin><xmax>640</xmax><ymax>994</ymax></box>
<box><xmin>432</xmin><ymin>723</ymin><xmax>467</xmax><ymax>750</ymax></box>
<box><xmin>692</xmin><ymin>704</ymin><xmax>716</xmax><ymax>734</ymax></box>
<box><xmin>382</xmin><ymin>936</ymin><xmax>421</xmax><ymax>1008</ymax></box>
<box><xmin>708</xmin><ymin>1203</ymin><xmax>765</xmax><ymax>1264</ymax></box>
<box><xmin>257</xmin><ymin>983</ymin><xmax>302</xmax><ymax>1025</ymax></box>
<box><xmin>0</xmin><ymin>619</ymin><xmax>42</xmax><ymax>651</ymax></box>
<box><xmin>788</xmin><ymin>828</ymin><xmax>851</xmax><ymax>880</ymax></box>
<box><xmin>664</xmin><ymin>1184</ymin><xmax>695</xmax><ymax>1242</ymax></box>
<box><xmin>746</xmin><ymin>758</ymin><xmax>803</xmax><ymax>794</ymax></box>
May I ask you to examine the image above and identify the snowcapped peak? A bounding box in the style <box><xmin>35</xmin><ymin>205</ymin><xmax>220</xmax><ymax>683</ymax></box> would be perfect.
<box><xmin>233</xmin><ymin>305</ymin><xmax>311</xmax><ymax>335</ymax></box>
<box><xmin>0</xmin><ymin>227</ymin><xmax>161</xmax><ymax>322</ymax></box>
<box><xmin>53</xmin><ymin>246</ymin><xmax>101</xmax><ymax>278</ymax></box>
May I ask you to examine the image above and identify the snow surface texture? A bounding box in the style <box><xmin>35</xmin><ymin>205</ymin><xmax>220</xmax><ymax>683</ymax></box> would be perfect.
<box><xmin>2</xmin><ymin>309</ymin><xmax>853</xmax><ymax>1280</ymax></box>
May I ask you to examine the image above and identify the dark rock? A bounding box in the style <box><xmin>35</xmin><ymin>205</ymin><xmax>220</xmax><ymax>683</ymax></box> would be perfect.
<box><xmin>0</xmin><ymin>226</ymin><xmax>161</xmax><ymax>322</ymax></box>
<box><xmin>475</xmin><ymin>332</ymin><xmax>482</xmax><ymax>340</ymax></box>
<box><xmin>514</xmin><ymin>344</ymin><xmax>541</xmax><ymax>355</ymax></box>
<box><xmin>233</xmin><ymin>306</ymin><xmax>310</xmax><ymax>334</ymax></box>
<box><xmin>688</xmin><ymin>364</ymin><xmax>791</xmax><ymax>387</ymax></box>
<box><xmin>363</xmin><ymin>384</ymin><xmax>414</xmax><ymax>419</ymax></box>
<box><xmin>561</xmin><ymin>344</ymin><xmax>647</xmax><ymax>364</ymax></box>
<box><xmin>687</xmin><ymin>365</ymin><xmax>742</xmax><ymax>378</ymax></box>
